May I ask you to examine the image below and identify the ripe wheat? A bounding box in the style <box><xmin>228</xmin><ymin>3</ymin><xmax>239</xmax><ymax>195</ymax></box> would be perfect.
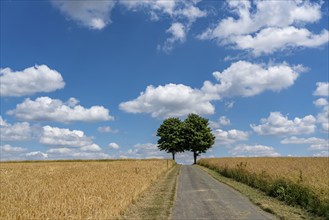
<box><xmin>198</xmin><ymin>157</ymin><xmax>329</xmax><ymax>201</ymax></box>
<box><xmin>198</xmin><ymin>157</ymin><xmax>329</xmax><ymax>218</ymax></box>
<box><xmin>0</xmin><ymin>159</ymin><xmax>175</xmax><ymax>219</ymax></box>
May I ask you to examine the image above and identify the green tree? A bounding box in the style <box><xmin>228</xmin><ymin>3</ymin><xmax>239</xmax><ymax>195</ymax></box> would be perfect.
<box><xmin>183</xmin><ymin>113</ymin><xmax>215</xmax><ymax>164</ymax></box>
<box><xmin>156</xmin><ymin>117</ymin><xmax>184</xmax><ymax>161</ymax></box>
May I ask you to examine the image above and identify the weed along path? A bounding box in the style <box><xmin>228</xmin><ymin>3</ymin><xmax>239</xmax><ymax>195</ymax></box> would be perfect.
<box><xmin>171</xmin><ymin>165</ymin><xmax>276</xmax><ymax>220</ymax></box>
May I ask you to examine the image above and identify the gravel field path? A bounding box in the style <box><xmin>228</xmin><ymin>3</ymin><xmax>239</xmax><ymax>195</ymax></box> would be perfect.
<box><xmin>171</xmin><ymin>165</ymin><xmax>276</xmax><ymax>220</ymax></box>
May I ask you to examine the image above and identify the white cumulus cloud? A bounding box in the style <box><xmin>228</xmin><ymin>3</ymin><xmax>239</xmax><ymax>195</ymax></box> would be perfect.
<box><xmin>120</xmin><ymin>0</ymin><xmax>177</xmax><ymax>18</ymax></box>
<box><xmin>0</xmin><ymin>116</ymin><xmax>33</xmax><ymax>141</ymax></box>
<box><xmin>313</xmin><ymin>83</ymin><xmax>329</xmax><ymax>132</ymax></box>
<box><xmin>313</xmin><ymin>82</ymin><xmax>329</xmax><ymax>97</ymax></box>
<box><xmin>40</xmin><ymin>125</ymin><xmax>102</xmax><ymax>153</ymax></box>
<box><xmin>120</xmin><ymin>61</ymin><xmax>306</xmax><ymax>118</ymax></box>
<box><xmin>108</xmin><ymin>142</ymin><xmax>120</xmax><ymax>149</ymax></box>
<box><xmin>314</xmin><ymin>98</ymin><xmax>328</xmax><ymax>107</ymax></box>
<box><xmin>230</xmin><ymin>145</ymin><xmax>280</xmax><ymax>157</ymax></box>
<box><xmin>314</xmin><ymin>99</ymin><xmax>329</xmax><ymax>132</ymax></box>
<box><xmin>161</xmin><ymin>22</ymin><xmax>187</xmax><ymax>52</ymax></box>
<box><xmin>0</xmin><ymin>65</ymin><xmax>65</xmax><ymax>97</ymax></box>
<box><xmin>202</xmin><ymin>61</ymin><xmax>304</xmax><ymax>98</ymax></box>
<box><xmin>120</xmin><ymin>0</ymin><xmax>206</xmax><ymax>20</ymax></box>
<box><xmin>251</xmin><ymin>112</ymin><xmax>316</xmax><ymax>136</ymax></box>
<box><xmin>120</xmin><ymin>143</ymin><xmax>166</xmax><ymax>159</ymax></box>
<box><xmin>120</xmin><ymin>0</ymin><xmax>206</xmax><ymax>23</ymax></box>
<box><xmin>40</xmin><ymin>125</ymin><xmax>94</xmax><ymax>147</ymax></box>
<box><xmin>213</xmin><ymin>129</ymin><xmax>249</xmax><ymax>145</ymax></box>
<box><xmin>317</xmin><ymin>107</ymin><xmax>329</xmax><ymax>132</ymax></box>
<box><xmin>51</xmin><ymin>1</ymin><xmax>115</xmax><ymax>30</ymax></box>
<box><xmin>313</xmin><ymin>151</ymin><xmax>329</xmax><ymax>157</ymax></box>
<box><xmin>209</xmin><ymin>116</ymin><xmax>231</xmax><ymax>129</ymax></box>
<box><xmin>232</xmin><ymin>27</ymin><xmax>328</xmax><ymax>56</ymax></box>
<box><xmin>52</xmin><ymin>0</ymin><xmax>206</xmax><ymax>50</ymax></box>
<box><xmin>26</xmin><ymin>151</ymin><xmax>48</xmax><ymax>160</ymax></box>
<box><xmin>0</xmin><ymin>144</ymin><xmax>27</xmax><ymax>153</ymax></box>
<box><xmin>47</xmin><ymin>148</ymin><xmax>72</xmax><ymax>154</ymax></box>
<box><xmin>119</xmin><ymin>83</ymin><xmax>214</xmax><ymax>118</ymax></box>
<box><xmin>7</xmin><ymin>97</ymin><xmax>113</xmax><ymax>123</ymax></box>
<box><xmin>81</xmin><ymin>144</ymin><xmax>102</xmax><ymax>152</ymax></box>
<box><xmin>0</xmin><ymin>144</ymin><xmax>28</xmax><ymax>161</ymax></box>
<box><xmin>281</xmin><ymin>136</ymin><xmax>329</xmax><ymax>151</ymax></box>
<box><xmin>121</xmin><ymin>0</ymin><xmax>206</xmax><ymax>51</ymax></box>
<box><xmin>98</xmin><ymin>126</ymin><xmax>118</xmax><ymax>133</ymax></box>
<box><xmin>198</xmin><ymin>0</ymin><xmax>328</xmax><ymax>55</ymax></box>
<box><xmin>46</xmin><ymin>147</ymin><xmax>110</xmax><ymax>160</ymax></box>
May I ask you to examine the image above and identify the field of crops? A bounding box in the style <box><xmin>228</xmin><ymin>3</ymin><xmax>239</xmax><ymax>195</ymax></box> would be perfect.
<box><xmin>0</xmin><ymin>159</ymin><xmax>175</xmax><ymax>219</ymax></box>
<box><xmin>198</xmin><ymin>157</ymin><xmax>329</xmax><ymax>217</ymax></box>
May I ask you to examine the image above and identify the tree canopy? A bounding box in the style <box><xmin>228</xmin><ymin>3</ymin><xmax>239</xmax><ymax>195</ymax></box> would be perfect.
<box><xmin>183</xmin><ymin>113</ymin><xmax>215</xmax><ymax>164</ymax></box>
<box><xmin>156</xmin><ymin>117</ymin><xmax>184</xmax><ymax>160</ymax></box>
<box><xmin>156</xmin><ymin>114</ymin><xmax>215</xmax><ymax>163</ymax></box>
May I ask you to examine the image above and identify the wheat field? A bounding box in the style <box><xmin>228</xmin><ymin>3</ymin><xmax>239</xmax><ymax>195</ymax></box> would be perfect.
<box><xmin>198</xmin><ymin>157</ymin><xmax>329</xmax><ymax>202</ymax></box>
<box><xmin>0</xmin><ymin>159</ymin><xmax>175</xmax><ymax>219</ymax></box>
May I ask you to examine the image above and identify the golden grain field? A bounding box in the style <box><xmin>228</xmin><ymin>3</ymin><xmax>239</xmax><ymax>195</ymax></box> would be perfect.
<box><xmin>0</xmin><ymin>159</ymin><xmax>175</xmax><ymax>219</ymax></box>
<box><xmin>198</xmin><ymin>157</ymin><xmax>329</xmax><ymax>202</ymax></box>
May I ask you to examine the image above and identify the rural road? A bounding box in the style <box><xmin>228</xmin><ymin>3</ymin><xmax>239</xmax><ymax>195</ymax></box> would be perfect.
<box><xmin>171</xmin><ymin>165</ymin><xmax>276</xmax><ymax>220</ymax></box>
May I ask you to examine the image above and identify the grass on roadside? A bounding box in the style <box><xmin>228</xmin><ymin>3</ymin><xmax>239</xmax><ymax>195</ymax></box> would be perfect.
<box><xmin>120</xmin><ymin>164</ymin><xmax>181</xmax><ymax>219</ymax></box>
<box><xmin>197</xmin><ymin>165</ymin><xmax>325</xmax><ymax>220</ymax></box>
<box><xmin>198</xmin><ymin>158</ymin><xmax>329</xmax><ymax>219</ymax></box>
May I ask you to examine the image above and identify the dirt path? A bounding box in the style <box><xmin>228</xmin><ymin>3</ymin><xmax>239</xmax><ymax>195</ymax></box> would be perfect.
<box><xmin>171</xmin><ymin>165</ymin><xmax>276</xmax><ymax>220</ymax></box>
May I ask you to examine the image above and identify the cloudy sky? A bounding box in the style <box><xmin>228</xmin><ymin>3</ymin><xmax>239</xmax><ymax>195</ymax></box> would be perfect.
<box><xmin>1</xmin><ymin>0</ymin><xmax>328</xmax><ymax>163</ymax></box>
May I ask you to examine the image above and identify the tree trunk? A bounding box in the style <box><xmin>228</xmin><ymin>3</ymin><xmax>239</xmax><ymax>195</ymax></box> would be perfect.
<box><xmin>172</xmin><ymin>152</ymin><xmax>175</xmax><ymax>161</ymax></box>
<box><xmin>193</xmin><ymin>151</ymin><xmax>197</xmax><ymax>164</ymax></box>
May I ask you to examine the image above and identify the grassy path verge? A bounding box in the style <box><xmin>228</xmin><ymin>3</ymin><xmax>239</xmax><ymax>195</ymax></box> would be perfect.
<box><xmin>120</xmin><ymin>164</ymin><xmax>181</xmax><ymax>219</ymax></box>
<box><xmin>197</xmin><ymin>165</ymin><xmax>324</xmax><ymax>220</ymax></box>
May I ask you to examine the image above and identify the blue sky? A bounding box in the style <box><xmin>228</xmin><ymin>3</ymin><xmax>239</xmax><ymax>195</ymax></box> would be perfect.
<box><xmin>1</xmin><ymin>0</ymin><xmax>328</xmax><ymax>163</ymax></box>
